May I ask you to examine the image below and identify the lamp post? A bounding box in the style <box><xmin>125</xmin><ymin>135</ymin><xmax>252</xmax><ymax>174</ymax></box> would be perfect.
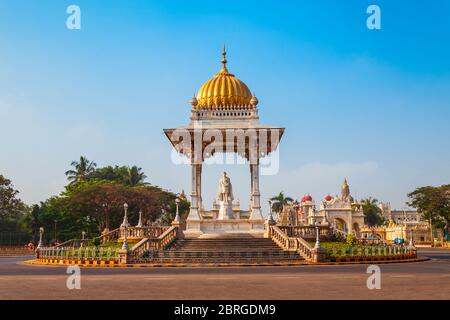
<box><xmin>121</xmin><ymin>225</ymin><xmax>129</xmax><ymax>251</ymax></box>
<box><xmin>81</xmin><ymin>231</ymin><xmax>86</xmax><ymax>247</ymax></box>
<box><xmin>267</xmin><ymin>200</ymin><xmax>274</xmax><ymax>223</ymax></box>
<box><xmin>102</xmin><ymin>202</ymin><xmax>109</xmax><ymax>233</ymax></box>
<box><xmin>323</xmin><ymin>201</ymin><xmax>328</xmax><ymax>224</ymax></box>
<box><xmin>174</xmin><ymin>197</ymin><xmax>181</xmax><ymax>223</ymax></box>
<box><xmin>54</xmin><ymin>220</ymin><xmax>57</xmax><ymax>244</ymax></box>
<box><xmin>136</xmin><ymin>210</ymin><xmax>144</xmax><ymax>228</ymax></box>
<box><xmin>314</xmin><ymin>221</ymin><xmax>321</xmax><ymax>249</ymax></box>
<box><xmin>37</xmin><ymin>227</ymin><xmax>44</xmax><ymax>249</ymax></box>
<box><xmin>121</xmin><ymin>203</ymin><xmax>129</xmax><ymax>228</ymax></box>
<box><xmin>293</xmin><ymin>201</ymin><xmax>299</xmax><ymax>226</ymax></box>
<box><xmin>429</xmin><ymin>212</ymin><xmax>434</xmax><ymax>247</ymax></box>
<box><xmin>409</xmin><ymin>228</ymin><xmax>414</xmax><ymax>248</ymax></box>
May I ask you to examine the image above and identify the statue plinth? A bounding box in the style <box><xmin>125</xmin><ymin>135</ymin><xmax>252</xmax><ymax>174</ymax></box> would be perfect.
<box><xmin>217</xmin><ymin>201</ymin><xmax>234</xmax><ymax>220</ymax></box>
<box><xmin>184</xmin><ymin>171</ymin><xmax>265</xmax><ymax>237</ymax></box>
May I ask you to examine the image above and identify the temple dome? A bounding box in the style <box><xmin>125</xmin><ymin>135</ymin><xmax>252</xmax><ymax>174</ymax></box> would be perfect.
<box><xmin>194</xmin><ymin>48</ymin><xmax>254</xmax><ymax>109</ymax></box>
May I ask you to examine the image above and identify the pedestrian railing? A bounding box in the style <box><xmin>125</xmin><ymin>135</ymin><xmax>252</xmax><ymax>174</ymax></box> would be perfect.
<box><xmin>325</xmin><ymin>245</ymin><xmax>416</xmax><ymax>258</ymax></box>
<box><xmin>36</xmin><ymin>246</ymin><xmax>119</xmax><ymax>261</ymax></box>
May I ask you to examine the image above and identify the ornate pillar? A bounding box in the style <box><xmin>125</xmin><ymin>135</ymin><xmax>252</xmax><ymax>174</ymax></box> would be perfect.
<box><xmin>250</xmin><ymin>163</ymin><xmax>254</xmax><ymax>207</ymax></box>
<box><xmin>347</xmin><ymin>211</ymin><xmax>353</xmax><ymax>234</ymax></box>
<box><xmin>187</xmin><ymin>161</ymin><xmax>201</xmax><ymax>221</ymax></box>
<box><xmin>196</xmin><ymin>164</ymin><xmax>202</xmax><ymax>211</ymax></box>
<box><xmin>249</xmin><ymin>160</ymin><xmax>263</xmax><ymax>220</ymax></box>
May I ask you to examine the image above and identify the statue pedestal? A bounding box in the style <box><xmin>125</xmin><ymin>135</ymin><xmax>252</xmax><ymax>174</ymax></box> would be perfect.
<box><xmin>217</xmin><ymin>201</ymin><xmax>234</xmax><ymax>220</ymax></box>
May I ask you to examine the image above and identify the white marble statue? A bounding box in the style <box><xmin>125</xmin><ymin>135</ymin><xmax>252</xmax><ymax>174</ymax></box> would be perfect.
<box><xmin>217</xmin><ymin>172</ymin><xmax>234</xmax><ymax>203</ymax></box>
<box><xmin>217</xmin><ymin>172</ymin><xmax>234</xmax><ymax>220</ymax></box>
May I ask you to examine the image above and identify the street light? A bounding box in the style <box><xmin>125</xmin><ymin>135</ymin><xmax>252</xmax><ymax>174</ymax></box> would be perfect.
<box><xmin>102</xmin><ymin>203</ymin><xmax>109</xmax><ymax>232</ymax></box>
<box><xmin>121</xmin><ymin>225</ymin><xmax>129</xmax><ymax>251</ymax></box>
<box><xmin>314</xmin><ymin>221</ymin><xmax>321</xmax><ymax>249</ymax></box>
<box><xmin>81</xmin><ymin>231</ymin><xmax>86</xmax><ymax>247</ymax></box>
<box><xmin>409</xmin><ymin>228</ymin><xmax>414</xmax><ymax>248</ymax></box>
<box><xmin>54</xmin><ymin>220</ymin><xmax>57</xmax><ymax>244</ymax></box>
<box><xmin>267</xmin><ymin>200</ymin><xmax>274</xmax><ymax>222</ymax></box>
<box><xmin>429</xmin><ymin>212</ymin><xmax>434</xmax><ymax>247</ymax></box>
<box><xmin>174</xmin><ymin>197</ymin><xmax>181</xmax><ymax>222</ymax></box>
<box><xmin>121</xmin><ymin>203</ymin><xmax>129</xmax><ymax>228</ymax></box>
<box><xmin>293</xmin><ymin>201</ymin><xmax>299</xmax><ymax>225</ymax></box>
<box><xmin>136</xmin><ymin>210</ymin><xmax>144</xmax><ymax>227</ymax></box>
<box><xmin>323</xmin><ymin>201</ymin><xmax>328</xmax><ymax>224</ymax></box>
<box><xmin>37</xmin><ymin>227</ymin><xmax>44</xmax><ymax>249</ymax></box>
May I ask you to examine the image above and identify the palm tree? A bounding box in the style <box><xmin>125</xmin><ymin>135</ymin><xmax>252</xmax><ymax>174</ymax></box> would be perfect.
<box><xmin>270</xmin><ymin>191</ymin><xmax>294</xmax><ymax>214</ymax></box>
<box><xmin>361</xmin><ymin>197</ymin><xmax>384</xmax><ymax>226</ymax></box>
<box><xmin>124</xmin><ymin>166</ymin><xmax>147</xmax><ymax>187</ymax></box>
<box><xmin>65</xmin><ymin>156</ymin><xmax>97</xmax><ymax>184</ymax></box>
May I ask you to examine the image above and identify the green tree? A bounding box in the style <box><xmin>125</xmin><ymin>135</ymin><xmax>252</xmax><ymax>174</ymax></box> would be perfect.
<box><xmin>88</xmin><ymin>165</ymin><xmax>147</xmax><ymax>186</ymax></box>
<box><xmin>361</xmin><ymin>197</ymin><xmax>384</xmax><ymax>227</ymax></box>
<box><xmin>270</xmin><ymin>192</ymin><xmax>294</xmax><ymax>214</ymax></box>
<box><xmin>407</xmin><ymin>185</ymin><xmax>450</xmax><ymax>235</ymax></box>
<box><xmin>124</xmin><ymin>166</ymin><xmax>147</xmax><ymax>186</ymax></box>
<box><xmin>65</xmin><ymin>156</ymin><xmax>97</xmax><ymax>184</ymax></box>
<box><xmin>0</xmin><ymin>174</ymin><xmax>26</xmax><ymax>231</ymax></box>
<box><xmin>25</xmin><ymin>179</ymin><xmax>189</xmax><ymax>241</ymax></box>
<box><xmin>21</xmin><ymin>204</ymin><xmax>41</xmax><ymax>241</ymax></box>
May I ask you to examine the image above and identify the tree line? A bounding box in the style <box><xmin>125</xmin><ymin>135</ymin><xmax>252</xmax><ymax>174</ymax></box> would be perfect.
<box><xmin>0</xmin><ymin>156</ymin><xmax>189</xmax><ymax>244</ymax></box>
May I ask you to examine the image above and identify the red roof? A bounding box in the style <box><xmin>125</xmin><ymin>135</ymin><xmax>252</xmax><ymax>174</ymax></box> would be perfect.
<box><xmin>324</xmin><ymin>194</ymin><xmax>332</xmax><ymax>201</ymax></box>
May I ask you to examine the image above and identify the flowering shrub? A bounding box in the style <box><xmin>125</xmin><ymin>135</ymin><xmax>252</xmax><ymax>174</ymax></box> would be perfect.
<box><xmin>346</xmin><ymin>233</ymin><xmax>357</xmax><ymax>246</ymax></box>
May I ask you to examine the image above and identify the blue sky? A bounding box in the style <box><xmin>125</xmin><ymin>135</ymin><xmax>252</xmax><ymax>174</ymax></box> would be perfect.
<box><xmin>1</xmin><ymin>0</ymin><xmax>449</xmax><ymax>211</ymax></box>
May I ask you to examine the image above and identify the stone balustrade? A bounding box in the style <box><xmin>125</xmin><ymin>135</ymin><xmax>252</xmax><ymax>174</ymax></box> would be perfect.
<box><xmin>278</xmin><ymin>225</ymin><xmax>332</xmax><ymax>240</ymax></box>
<box><xmin>119</xmin><ymin>226</ymin><xmax>169</xmax><ymax>241</ymax></box>
<box><xmin>128</xmin><ymin>225</ymin><xmax>179</xmax><ymax>262</ymax></box>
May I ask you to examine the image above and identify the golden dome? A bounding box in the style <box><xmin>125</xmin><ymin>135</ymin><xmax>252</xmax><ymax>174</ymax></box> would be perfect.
<box><xmin>194</xmin><ymin>48</ymin><xmax>254</xmax><ymax>109</ymax></box>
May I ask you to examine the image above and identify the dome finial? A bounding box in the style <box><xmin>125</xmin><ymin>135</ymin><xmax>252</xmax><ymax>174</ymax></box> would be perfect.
<box><xmin>221</xmin><ymin>45</ymin><xmax>228</xmax><ymax>71</ymax></box>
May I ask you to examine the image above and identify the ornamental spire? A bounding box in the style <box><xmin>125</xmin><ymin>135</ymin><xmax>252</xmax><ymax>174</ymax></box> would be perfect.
<box><xmin>221</xmin><ymin>45</ymin><xmax>228</xmax><ymax>72</ymax></box>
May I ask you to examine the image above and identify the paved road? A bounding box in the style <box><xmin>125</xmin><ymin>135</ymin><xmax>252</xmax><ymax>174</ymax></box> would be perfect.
<box><xmin>0</xmin><ymin>248</ymin><xmax>448</xmax><ymax>299</ymax></box>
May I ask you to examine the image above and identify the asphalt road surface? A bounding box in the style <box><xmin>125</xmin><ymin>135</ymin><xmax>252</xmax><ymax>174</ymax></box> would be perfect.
<box><xmin>0</xmin><ymin>248</ymin><xmax>448</xmax><ymax>300</ymax></box>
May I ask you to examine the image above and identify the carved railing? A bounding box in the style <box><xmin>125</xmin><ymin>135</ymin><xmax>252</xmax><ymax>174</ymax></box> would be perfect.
<box><xmin>296</xmin><ymin>237</ymin><xmax>313</xmax><ymax>260</ymax></box>
<box><xmin>271</xmin><ymin>226</ymin><xmax>298</xmax><ymax>252</ymax></box>
<box><xmin>270</xmin><ymin>225</ymin><xmax>314</xmax><ymax>260</ymax></box>
<box><xmin>122</xmin><ymin>226</ymin><xmax>169</xmax><ymax>240</ymax></box>
<box><xmin>98</xmin><ymin>226</ymin><xmax>169</xmax><ymax>243</ymax></box>
<box><xmin>99</xmin><ymin>228</ymin><xmax>121</xmax><ymax>242</ymax></box>
<box><xmin>278</xmin><ymin>225</ymin><xmax>332</xmax><ymax>240</ymax></box>
<box><xmin>129</xmin><ymin>225</ymin><xmax>179</xmax><ymax>260</ymax></box>
<box><xmin>55</xmin><ymin>239</ymin><xmax>90</xmax><ymax>248</ymax></box>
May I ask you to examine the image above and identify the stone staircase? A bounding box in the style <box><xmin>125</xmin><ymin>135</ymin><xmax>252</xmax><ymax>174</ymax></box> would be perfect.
<box><xmin>134</xmin><ymin>234</ymin><xmax>305</xmax><ymax>266</ymax></box>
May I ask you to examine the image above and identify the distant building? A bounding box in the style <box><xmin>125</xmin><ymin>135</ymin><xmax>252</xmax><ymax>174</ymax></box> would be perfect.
<box><xmin>279</xmin><ymin>179</ymin><xmax>365</xmax><ymax>237</ymax></box>
<box><xmin>378</xmin><ymin>202</ymin><xmax>423</xmax><ymax>225</ymax></box>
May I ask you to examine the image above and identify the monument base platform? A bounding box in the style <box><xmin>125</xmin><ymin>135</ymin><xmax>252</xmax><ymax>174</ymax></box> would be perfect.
<box><xmin>184</xmin><ymin>218</ymin><xmax>265</xmax><ymax>239</ymax></box>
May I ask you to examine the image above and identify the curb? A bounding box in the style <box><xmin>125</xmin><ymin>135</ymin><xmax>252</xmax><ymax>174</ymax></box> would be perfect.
<box><xmin>21</xmin><ymin>257</ymin><xmax>429</xmax><ymax>268</ymax></box>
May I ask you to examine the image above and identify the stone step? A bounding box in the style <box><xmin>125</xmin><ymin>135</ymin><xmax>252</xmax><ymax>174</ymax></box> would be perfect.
<box><xmin>172</xmin><ymin>246</ymin><xmax>280</xmax><ymax>251</ymax></box>
<box><xmin>131</xmin><ymin>259</ymin><xmax>306</xmax><ymax>266</ymax></box>
<box><xmin>146</xmin><ymin>236</ymin><xmax>300</xmax><ymax>265</ymax></box>
<box><xmin>146</xmin><ymin>250</ymin><xmax>298</xmax><ymax>258</ymax></box>
<box><xmin>197</xmin><ymin>233</ymin><xmax>264</xmax><ymax>239</ymax></box>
